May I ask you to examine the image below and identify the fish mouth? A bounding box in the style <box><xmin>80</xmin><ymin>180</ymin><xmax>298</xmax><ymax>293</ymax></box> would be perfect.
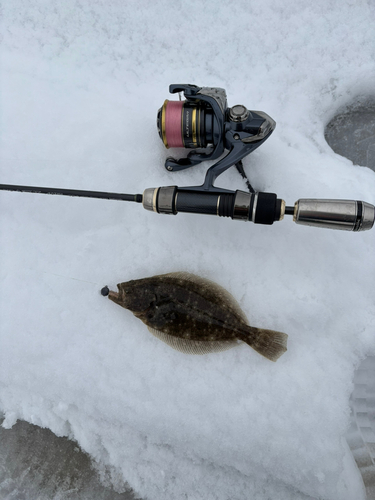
<box><xmin>108</xmin><ymin>290</ymin><xmax>120</xmax><ymax>301</ymax></box>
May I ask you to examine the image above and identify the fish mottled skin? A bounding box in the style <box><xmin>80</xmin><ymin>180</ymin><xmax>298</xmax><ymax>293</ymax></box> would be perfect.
<box><xmin>105</xmin><ymin>272</ymin><xmax>288</xmax><ymax>361</ymax></box>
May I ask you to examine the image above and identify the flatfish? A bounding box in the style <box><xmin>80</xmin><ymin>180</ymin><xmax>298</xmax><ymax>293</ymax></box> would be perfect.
<box><xmin>102</xmin><ymin>272</ymin><xmax>287</xmax><ymax>361</ymax></box>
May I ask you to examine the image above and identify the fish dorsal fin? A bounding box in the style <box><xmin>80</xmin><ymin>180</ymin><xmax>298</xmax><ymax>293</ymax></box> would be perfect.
<box><xmin>160</xmin><ymin>272</ymin><xmax>248</xmax><ymax>324</ymax></box>
<box><xmin>147</xmin><ymin>326</ymin><xmax>238</xmax><ymax>355</ymax></box>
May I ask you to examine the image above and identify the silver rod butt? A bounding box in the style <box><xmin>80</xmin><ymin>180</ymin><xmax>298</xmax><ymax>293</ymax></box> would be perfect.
<box><xmin>293</xmin><ymin>199</ymin><xmax>375</xmax><ymax>231</ymax></box>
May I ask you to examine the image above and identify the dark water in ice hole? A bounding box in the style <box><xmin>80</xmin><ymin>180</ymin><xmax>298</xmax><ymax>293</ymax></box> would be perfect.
<box><xmin>1</xmin><ymin>100</ymin><xmax>375</xmax><ymax>500</ymax></box>
<box><xmin>325</xmin><ymin>98</ymin><xmax>375</xmax><ymax>172</ymax></box>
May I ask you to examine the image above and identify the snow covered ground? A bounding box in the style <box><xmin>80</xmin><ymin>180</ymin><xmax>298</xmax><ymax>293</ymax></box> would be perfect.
<box><xmin>1</xmin><ymin>1</ymin><xmax>375</xmax><ymax>499</ymax></box>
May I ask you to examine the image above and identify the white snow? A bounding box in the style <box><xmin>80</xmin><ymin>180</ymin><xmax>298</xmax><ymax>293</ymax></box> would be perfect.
<box><xmin>1</xmin><ymin>1</ymin><xmax>375</xmax><ymax>499</ymax></box>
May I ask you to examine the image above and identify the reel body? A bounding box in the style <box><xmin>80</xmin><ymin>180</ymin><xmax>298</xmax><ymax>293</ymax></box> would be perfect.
<box><xmin>157</xmin><ymin>84</ymin><xmax>275</xmax><ymax>190</ymax></box>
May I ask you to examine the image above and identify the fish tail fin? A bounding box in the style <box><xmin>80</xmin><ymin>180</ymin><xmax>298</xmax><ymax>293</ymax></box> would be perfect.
<box><xmin>241</xmin><ymin>326</ymin><xmax>288</xmax><ymax>362</ymax></box>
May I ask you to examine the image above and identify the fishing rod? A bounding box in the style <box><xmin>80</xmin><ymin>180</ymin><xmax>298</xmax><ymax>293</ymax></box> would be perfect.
<box><xmin>1</xmin><ymin>84</ymin><xmax>374</xmax><ymax>232</ymax></box>
<box><xmin>1</xmin><ymin>182</ymin><xmax>374</xmax><ymax>231</ymax></box>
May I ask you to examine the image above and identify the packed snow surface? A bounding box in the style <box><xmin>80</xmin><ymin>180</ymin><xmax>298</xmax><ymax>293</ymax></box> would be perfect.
<box><xmin>1</xmin><ymin>1</ymin><xmax>375</xmax><ymax>499</ymax></box>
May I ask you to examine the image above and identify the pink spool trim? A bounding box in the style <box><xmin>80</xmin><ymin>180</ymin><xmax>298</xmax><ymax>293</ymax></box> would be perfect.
<box><xmin>165</xmin><ymin>100</ymin><xmax>184</xmax><ymax>148</ymax></box>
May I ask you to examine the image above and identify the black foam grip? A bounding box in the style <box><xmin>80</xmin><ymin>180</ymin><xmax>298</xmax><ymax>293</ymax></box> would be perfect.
<box><xmin>175</xmin><ymin>191</ymin><xmax>220</xmax><ymax>216</ymax></box>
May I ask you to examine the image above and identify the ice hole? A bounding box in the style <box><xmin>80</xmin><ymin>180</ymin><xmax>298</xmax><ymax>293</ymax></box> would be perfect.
<box><xmin>325</xmin><ymin>98</ymin><xmax>375</xmax><ymax>171</ymax></box>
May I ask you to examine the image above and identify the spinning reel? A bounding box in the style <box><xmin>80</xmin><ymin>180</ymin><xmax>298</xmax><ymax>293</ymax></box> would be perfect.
<box><xmin>157</xmin><ymin>84</ymin><xmax>273</xmax><ymax>184</ymax></box>
<box><xmin>1</xmin><ymin>84</ymin><xmax>374</xmax><ymax>231</ymax></box>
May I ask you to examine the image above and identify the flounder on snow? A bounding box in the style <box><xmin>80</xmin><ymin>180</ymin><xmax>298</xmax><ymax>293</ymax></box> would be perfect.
<box><xmin>102</xmin><ymin>272</ymin><xmax>287</xmax><ymax>361</ymax></box>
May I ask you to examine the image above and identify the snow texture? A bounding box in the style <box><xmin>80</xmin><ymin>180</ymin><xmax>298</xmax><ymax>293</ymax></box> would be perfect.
<box><xmin>0</xmin><ymin>1</ymin><xmax>374</xmax><ymax>499</ymax></box>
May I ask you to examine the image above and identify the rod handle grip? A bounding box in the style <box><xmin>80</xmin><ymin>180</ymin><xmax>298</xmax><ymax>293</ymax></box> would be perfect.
<box><xmin>142</xmin><ymin>187</ymin><xmax>285</xmax><ymax>224</ymax></box>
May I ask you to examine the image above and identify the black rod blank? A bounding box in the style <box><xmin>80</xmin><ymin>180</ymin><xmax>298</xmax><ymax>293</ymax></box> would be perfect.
<box><xmin>285</xmin><ymin>206</ymin><xmax>295</xmax><ymax>215</ymax></box>
<box><xmin>0</xmin><ymin>184</ymin><xmax>143</xmax><ymax>203</ymax></box>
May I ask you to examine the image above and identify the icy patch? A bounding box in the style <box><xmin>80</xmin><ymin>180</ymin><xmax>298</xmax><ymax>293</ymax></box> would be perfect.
<box><xmin>0</xmin><ymin>417</ymin><xmax>135</xmax><ymax>500</ymax></box>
